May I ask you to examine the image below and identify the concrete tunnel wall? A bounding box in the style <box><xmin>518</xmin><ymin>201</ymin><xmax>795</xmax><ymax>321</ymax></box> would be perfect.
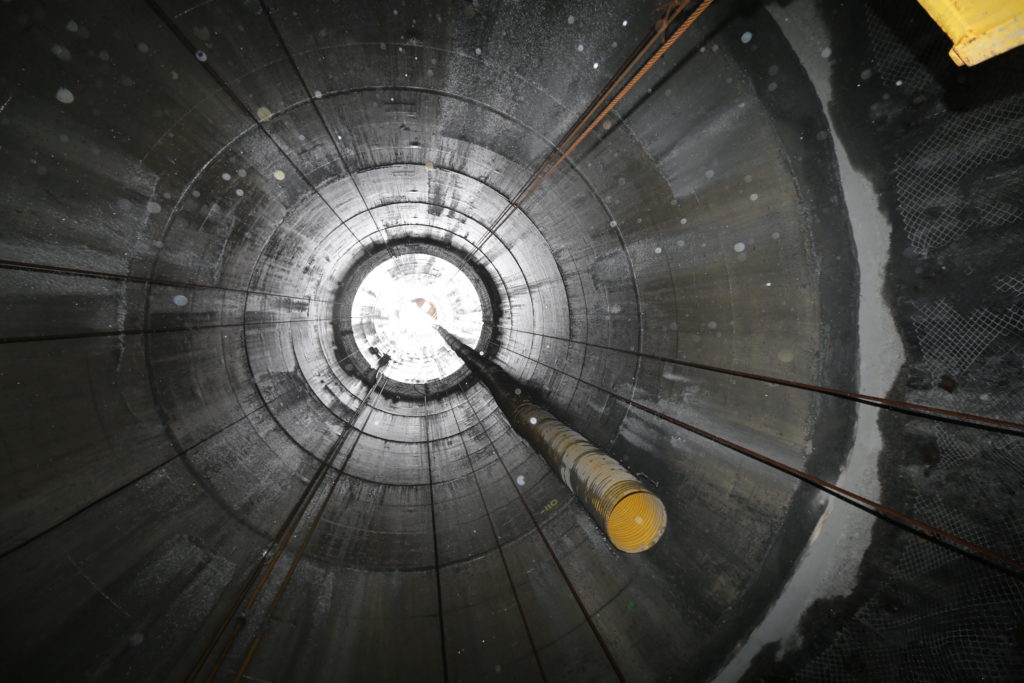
<box><xmin>1</xmin><ymin>0</ymin><xmax>1022</xmax><ymax>681</ymax></box>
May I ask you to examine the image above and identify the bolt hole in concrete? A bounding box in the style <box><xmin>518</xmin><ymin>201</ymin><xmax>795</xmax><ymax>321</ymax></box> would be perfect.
<box><xmin>351</xmin><ymin>253</ymin><xmax>483</xmax><ymax>384</ymax></box>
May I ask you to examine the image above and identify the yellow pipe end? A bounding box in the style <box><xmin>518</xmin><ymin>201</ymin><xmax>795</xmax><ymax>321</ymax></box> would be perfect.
<box><xmin>606</xmin><ymin>491</ymin><xmax>668</xmax><ymax>553</ymax></box>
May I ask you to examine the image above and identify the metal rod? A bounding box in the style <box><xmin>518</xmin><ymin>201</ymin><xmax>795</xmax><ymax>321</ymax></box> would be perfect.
<box><xmin>0</xmin><ymin>258</ymin><xmax>331</xmax><ymax>305</ymax></box>
<box><xmin>422</xmin><ymin>383</ymin><xmax>451</xmax><ymax>683</ymax></box>
<box><xmin>226</xmin><ymin>364</ymin><xmax>388</xmax><ymax>682</ymax></box>
<box><xmin>444</xmin><ymin>0</ymin><xmax>704</xmax><ymax>279</ymax></box>
<box><xmin>0</xmin><ymin>317</ymin><xmax>331</xmax><ymax>345</ymax></box>
<box><xmin>189</xmin><ymin>362</ymin><xmax>387</xmax><ymax>682</ymax></box>
<box><xmin>440</xmin><ymin>366</ymin><xmax>548</xmax><ymax>682</ymax></box>
<box><xmin>502</xmin><ymin>328</ymin><xmax>1024</xmax><ymax>436</ymax></box>
<box><xmin>435</xmin><ymin>326</ymin><xmax>666</xmax><ymax>553</ymax></box>
<box><xmin>497</xmin><ymin>341</ymin><xmax>1024</xmax><ymax>577</ymax></box>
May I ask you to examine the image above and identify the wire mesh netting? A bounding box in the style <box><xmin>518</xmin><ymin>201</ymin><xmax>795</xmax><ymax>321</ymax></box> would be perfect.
<box><xmin>791</xmin><ymin>2</ymin><xmax>1024</xmax><ymax>680</ymax></box>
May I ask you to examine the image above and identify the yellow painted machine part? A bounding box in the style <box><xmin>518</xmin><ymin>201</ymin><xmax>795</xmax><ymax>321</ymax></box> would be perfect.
<box><xmin>917</xmin><ymin>0</ymin><xmax>1024</xmax><ymax>66</ymax></box>
<box><xmin>606</xmin><ymin>491</ymin><xmax>668</xmax><ymax>553</ymax></box>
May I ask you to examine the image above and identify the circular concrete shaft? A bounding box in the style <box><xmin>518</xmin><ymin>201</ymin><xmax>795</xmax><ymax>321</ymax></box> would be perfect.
<box><xmin>4</xmin><ymin>0</ymin><xmax>1019</xmax><ymax>681</ymax></box>
<box><xmin>0</xmin><ymin>1</ymin><xmax>860</xmax><ymax>680</ymax></box>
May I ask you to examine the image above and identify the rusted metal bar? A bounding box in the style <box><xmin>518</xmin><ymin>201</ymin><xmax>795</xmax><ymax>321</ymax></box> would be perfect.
<box><xmin>498</xmin><ymin>340</ymin><xmax>1024</xmax><ymax>577</ymax></box>
<box><xmin>436</xmin><ymin>326</ymin><xmax>666</xmax><ymax>553</ymax></box>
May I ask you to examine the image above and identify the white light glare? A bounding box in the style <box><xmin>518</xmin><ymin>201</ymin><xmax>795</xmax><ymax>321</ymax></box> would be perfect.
<box><xmin>350</xmin><ymin>253</ymin><xmax>483</xmax><ymax>384</ymax></box>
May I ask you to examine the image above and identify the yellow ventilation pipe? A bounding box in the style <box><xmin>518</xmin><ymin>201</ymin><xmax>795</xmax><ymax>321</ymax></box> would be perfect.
<box><xmin>436</xmin><ymin>326</ymin><xmax>667</xmax><ymax>553</ymax></box>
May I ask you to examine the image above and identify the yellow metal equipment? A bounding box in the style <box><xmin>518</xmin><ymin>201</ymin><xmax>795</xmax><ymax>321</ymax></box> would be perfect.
<box><xmin>917</xmin><ymin>0</ymin><xmax>1024</xmax><ymax>66</ymax></box>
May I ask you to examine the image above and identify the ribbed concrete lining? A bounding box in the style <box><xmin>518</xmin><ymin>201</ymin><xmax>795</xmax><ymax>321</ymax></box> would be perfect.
<box><xmin>0</xmin><ymin>1</ymin><xmax>868</xmax><ymax>681</ymax></box>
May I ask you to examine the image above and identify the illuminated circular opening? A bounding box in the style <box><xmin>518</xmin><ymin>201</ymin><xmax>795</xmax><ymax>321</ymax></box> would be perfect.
<box><xmin>605</xmin><ymin>491</ymin><xmax>668</xmax><ymax>553</ymax></box>
<box><xmin>351</xmin><ymin>253</ymin><xmax>483</xmax><ymax>384</ymax></box>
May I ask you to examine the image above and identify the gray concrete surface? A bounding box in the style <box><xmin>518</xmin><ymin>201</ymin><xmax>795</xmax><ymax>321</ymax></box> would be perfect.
<box><xmin>1</xmin><ymin>0</ymin><xmax>1020</xmax><ymax>681</ymax></box>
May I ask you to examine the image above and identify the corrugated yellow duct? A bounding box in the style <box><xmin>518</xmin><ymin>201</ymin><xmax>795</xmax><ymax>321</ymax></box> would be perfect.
<box><xmin>436</xmin><ymin>326</ymin><xmax>667</xmax><ymax>553</ymax></box>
